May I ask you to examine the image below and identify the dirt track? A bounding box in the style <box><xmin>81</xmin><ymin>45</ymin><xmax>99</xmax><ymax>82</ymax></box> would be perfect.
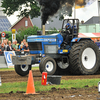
<box><xmin>1</xmin><ymin>70</ymin><xmax>100</xmax><ymax>83</ymax></box>
<box><xmin>1</xmin><ymin>70</ymin><xmax>100</xmax><ymax>100</ymax></box>
<box><xmin>0</xmin><ymin>87</ymin><xmax>99</xmax><ymax>100</ymax></box>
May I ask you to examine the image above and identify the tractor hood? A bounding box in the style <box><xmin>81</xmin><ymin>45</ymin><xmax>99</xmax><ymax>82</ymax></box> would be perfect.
<box><xmin>27</xmin><ymin>33</ymin><xmax>63</xmax><ymax>55</ymax></box>
<box><xmin>27</xmin><ymin>33</ymin><xmax>63</xmax><ymax>43</ymax></box>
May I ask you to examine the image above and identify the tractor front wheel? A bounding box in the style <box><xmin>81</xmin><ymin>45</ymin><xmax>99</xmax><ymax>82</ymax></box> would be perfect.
<box><xmin>39</xmin><ymin>57</ymin><xmax>57</xmax><ymax>75</ymax></box>
<box><xmin>14</xmin><ymin>65</ymin><xmax>31</xmax><ymax>76</ymax></box>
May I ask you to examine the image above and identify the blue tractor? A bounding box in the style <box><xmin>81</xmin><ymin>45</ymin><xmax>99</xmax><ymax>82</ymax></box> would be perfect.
<box><xmin>13</xmin><ymin>19</ymin><xmax>100</xmax><ymax>76</ymax></box>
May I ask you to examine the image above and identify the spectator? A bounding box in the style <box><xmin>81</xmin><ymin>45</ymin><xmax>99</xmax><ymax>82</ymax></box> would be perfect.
<box><xmin>98</xmin><ymin>38</ymin><xmax>100</xmax><ymax>42</ymax></box>
<box><xmin>3</xmin><ymin>39</ymin><xmax>5</xmax><ymax>43</ymax></box>
<box><xmin>4</xmin><ymin>39</ymin><xmax>8</xmax><ymax>51</ymax></box>
<box><xmin>94</xmin><ymin>38</ymin><xmax>97</xmax><ymax>43</ymax></box>
<box><xmin>21</xmin><ymin>41</ymin><xmax>23</xmax><ymax>45</ymax></box>
<box><xmin>7</xmin><ymin>41</ymin><xmax>13</xmax><ymax>51</ymax></box>
<box><xmin>0</xmin><ymin>40</ymin><xmax>1</xmax><ymax>45</ymax></box>
<box><xmin>0</xmin><ymin>41</ymin><xmax>1</xmax><ymax>48</ymax></box>
<box><xmin>19</xmin><ymin>45</ymin><xmax>23</xmax><ymax>51</ymax></box>
<box><xmin>0</xmin><ymin>43</ymin><xmax>5</xmax><ymax>55</ymax></box>
<box><xmin>6</xmin><ymin>39</ymin><xmax>8</xmax><ymax>44</ymax></box>
<box><xmin>21</xmin><ymin>39</ymin><xmax>26</xmax><ymax>46</ymax></box>
<box><xmin>23</xmin><ymin>43</ymin><xmax>29</xmax><ymax>52</ymax></box>
<box><xmin>23</xmin><ymin>41</ymin><xmax>26</xmax><ymax>48</ymax></box>
<box><xmin>12</xmin><ymin>41</ymin><xmax>15</xmax><ymax>49</ymax></box>
<box><xmin>13</xmin><ymin>40</ymin><xmax>19</xmax><ymax>51</ymax></box>
<box><xmin>23</xmin><ymin>39</ymin><xmax>26</xmax><ymax>43</ymax></box>
<box><xmin>19</xmin><ymin>41</ymin><xmax>23</xmax><ymax>49</ymax></box>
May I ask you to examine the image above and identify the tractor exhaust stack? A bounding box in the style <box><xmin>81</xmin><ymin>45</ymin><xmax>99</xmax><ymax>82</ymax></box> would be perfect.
<box><xmin>42</xmin><ymin>25</ymin><xmax>45</xmax><ymax>35</ymax></box>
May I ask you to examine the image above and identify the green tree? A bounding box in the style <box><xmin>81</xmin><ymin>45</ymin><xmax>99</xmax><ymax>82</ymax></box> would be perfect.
<box><xmin>16</xmin><ymin>26</ymin><xmax>40</xmax><ymax>43</ymax></box>
<box><xmin>1</xmin><ymin>0</ymin><xmax>40</xmax><ymax>18</ymax></box>
<box><xmin>3</xmin><ymin>31</ymin><xmax>12</xmax><ymax>42</ymax></box>
<box><xmin>46</xmin><ymin>28</ymin><xmax>59</xmax><ymax>35</ymax></box>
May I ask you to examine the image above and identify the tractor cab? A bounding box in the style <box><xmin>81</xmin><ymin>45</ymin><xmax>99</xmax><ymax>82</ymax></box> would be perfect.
<box><xmin>61</xmin><ymin>19</ymin><xmax>79</xmax><ymax>46</ymax></box>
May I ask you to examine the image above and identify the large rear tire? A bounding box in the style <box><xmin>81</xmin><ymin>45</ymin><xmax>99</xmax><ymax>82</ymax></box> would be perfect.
<box><xmin>69</xmin><ymin>40</ymin><xmax>100</xmax><ymax>75</ymax></box>
<box><xmin>14</xmin><ymin>65</ymin><xmax>31</xmax><ymax>76</ymax></box>
<box><xmin>39</xmin><ymin>57</ymin><xmax>57</xmax><ymax>75</ymax></box>
<box><xmin>55</xmin><ymin>58</ymin><xmax>70</xmax><ymax>75</ymax></box>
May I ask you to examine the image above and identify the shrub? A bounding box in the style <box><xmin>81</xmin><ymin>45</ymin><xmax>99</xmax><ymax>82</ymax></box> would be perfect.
<box><xmin>46</xmin><ymin>27</ymin><xmax>59</xmax><ymax>35</ymax></box>
<box><xmin>16</xmin><ymin>26</ymin><xmax>41</xmax><ymax>43</ymax></box>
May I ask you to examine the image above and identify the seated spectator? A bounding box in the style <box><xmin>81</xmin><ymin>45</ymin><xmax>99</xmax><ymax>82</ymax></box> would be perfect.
<box><xmin>0</xmin><ymin>43</ymin><xmax>5</xmax><ymax>55</ymax></box>
<box><xmin>4</xmin><ymin>39</ymin><xmax>8</xmax><ymax>51</ymax></box>
<box><xmin>0</xmin><ymin>41</ymin><xmax>1</xmax><ymax>48</ymax></box>
<box><xmin>0</xmin><ymin>40</ymin><xmax>1</xmax><ymax>45</ymax></box>
<box><xmin>20</xmin><ymin>41</ymin><xmax>23</xmax><ymax>45</ymax></box>
<box><xmin>12</xmin><ymin>41</ymin><xmax>15</xmax><ymax>48</ymax></box>
<box><xmin>23</xmin><ymin>41</ymin><xmax>26</xmax><ymax>48</ymax></box>
<box><xmin>19</xmin><ymin>45</ymin><xmax>23</xmax><ymax>51</ymax></box>
<box><xmin>7</xmin><ymin>41</ymin><xmax>13</xmax><ymax>51</ymax></box>
<box><xmin>13</xmin><ymin>40</ymin><xmax>19</xmax><ymax>51</ymax></box>
<box><xmin>6</xmin><ymin>39</ymin><xmax>8</xmax><ymax>44</ymax></box>
<box><xmin>23</xmin><ymin>43</ymin><xmax>29</xmax><ymax>52</ymax></box>
<box><xmin>23</xmin><ymin>39</ymin><xmax>26</xmax><ymax>43</ymax></box>
<box><xmin>21</xmin><ymin>39</ymin><xmax>26</xmax><ymax>46</ymax></box>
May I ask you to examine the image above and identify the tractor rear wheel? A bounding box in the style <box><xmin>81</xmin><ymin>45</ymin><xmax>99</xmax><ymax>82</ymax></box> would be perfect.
<box><xmin>39</xmin><ymin>57</ymin><xmax>57</xmax><ymax>75</ymax></box>
<box><xmin>14</xmin><ymin>65</ymin><xmax>31</xmax><ymax>76</ymax></box>
<box><xmin>69</xmin><ymin>40</ymin><xmax>100</xmax><ymax>75</ymax></box>
<box><xmin>55</xmin><ymin>58</ymin><xmax>70</xmax><ymax>75</ymax></box>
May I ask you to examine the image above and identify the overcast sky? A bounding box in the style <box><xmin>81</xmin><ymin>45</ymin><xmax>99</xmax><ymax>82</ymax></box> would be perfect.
<box><xmin>7</xmin><ymin>0</ymin><xmax>99</xmax><ymax>25</ymax></box>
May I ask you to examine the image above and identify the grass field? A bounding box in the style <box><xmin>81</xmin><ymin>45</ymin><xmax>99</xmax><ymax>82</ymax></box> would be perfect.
<box><xmin>0</xmin><ymin>79</ymin><xmax>99</xmax><ymax>93</ymax></box>
<box><xmin>0</xmin><ymin>67</ymin><xmax>39</xmax><ymax>71</ymax></box>
<box><xmin>0</xmin><ymin>67</ymin><xmax>99</xmax><ymax>94</ymax></box>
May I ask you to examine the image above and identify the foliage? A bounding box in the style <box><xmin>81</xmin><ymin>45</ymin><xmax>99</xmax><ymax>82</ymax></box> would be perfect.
<box><xmin>2</xmin><ymin>27</ymin><xmax>59</xmax><ymax>43</ymax></box>
<box><xmin>59</xmin><ymin>15</ymin><xmax>64</xmax><ymax>20</ymax></box>
<box><xmin>46</xmin><ymin>28</ymin><xmax>59</xmax><ymax>35</ymax></box>
<box><xmin>3</xmin><ymin>31</ymin><xmax>12</xmax><ymax>42</ymax></box>
<box><xmin>1</xmin><ymin>0</ymin><xmax>40</xmax><ymax>18</ymax></box>
<box><xmin>0</xmin><ymin>78</ymin><xmax>99</xmax><ymax>93</ymax></box>
<box><xmin>16</xmin><ymin>26</ymin><xmax>40</xmax><ymax>43</ymax></box>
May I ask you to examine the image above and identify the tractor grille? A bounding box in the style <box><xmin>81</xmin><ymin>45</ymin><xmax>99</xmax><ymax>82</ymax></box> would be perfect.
<box><xmin>28</xmin><ymin>42</ymin><xmax>42</xmax><ymax>50</ymax></box>
<box><xmin>44</xmin><ymin>45</ymin><xmax>58</xmax><ymax>53</ymax></box>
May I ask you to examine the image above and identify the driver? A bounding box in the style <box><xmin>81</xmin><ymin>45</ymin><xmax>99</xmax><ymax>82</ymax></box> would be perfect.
<box><xmin>65</xmin><ymin>23</ymin><xmax>72</xmax><ymax>33</ymax></box>
<box><xmin>63</xmin><ymin>23</ymin><xmax>72</xmax><ymax>44</ymax></box>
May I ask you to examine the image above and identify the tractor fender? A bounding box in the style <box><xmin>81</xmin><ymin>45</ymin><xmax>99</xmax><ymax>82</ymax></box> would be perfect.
<box><xmin>71</xmin><ymin>37</ymin><xmax>92</xmax><ymax>43</ymax></box>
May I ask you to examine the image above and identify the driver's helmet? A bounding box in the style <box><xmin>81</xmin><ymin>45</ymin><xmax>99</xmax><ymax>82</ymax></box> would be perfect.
<box><xmin>65</xmin><ymin>23</ymin><xmax>71</xmax><ymax>30</ymax></box>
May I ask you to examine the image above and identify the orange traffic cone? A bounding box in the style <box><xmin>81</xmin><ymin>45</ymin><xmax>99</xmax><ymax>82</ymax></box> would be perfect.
<box><xmin>25</xmin><ymin>70</ymin><xmax>38</xmax><ymax>94</ymax></box>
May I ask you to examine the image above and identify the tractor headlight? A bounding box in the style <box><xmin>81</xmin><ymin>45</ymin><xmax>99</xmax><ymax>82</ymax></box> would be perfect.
<box><xmin>40</xmin><ymin>53</ymin><xmax>42</xmax><ymax>56</ymax></box>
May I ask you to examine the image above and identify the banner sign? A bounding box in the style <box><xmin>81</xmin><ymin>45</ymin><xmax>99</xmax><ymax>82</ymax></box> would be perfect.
<box><xmin>4</xmin><ymin>51</ymin><xmax>16</xmax><ymax>68</ymax></box>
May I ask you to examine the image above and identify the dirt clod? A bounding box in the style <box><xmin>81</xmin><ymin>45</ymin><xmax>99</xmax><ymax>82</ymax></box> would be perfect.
<box><xmin>71</xmin><ymin>87</ymin><xmax>77</xmax><ymax>89</ymax></box>
<box><xmin>84</xmin><ymin>85</ymin><xmax>89</xmax><ymax>87</ymax></box>
<box><xmin>9</xmin><ymin>91</ymin><xmax>13</xmax><ymax>94</ymax></box>
<box><xmin>16</xmin><ymin>91</ymin><xmax>25</xmax><ymax>93</ymax></box>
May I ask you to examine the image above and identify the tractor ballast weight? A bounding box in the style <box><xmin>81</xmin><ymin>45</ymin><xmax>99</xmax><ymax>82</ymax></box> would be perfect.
<box><xmin>13</xmin><ymin>19</ymin><xmax>100</xmax><ymax>76</ymax></box>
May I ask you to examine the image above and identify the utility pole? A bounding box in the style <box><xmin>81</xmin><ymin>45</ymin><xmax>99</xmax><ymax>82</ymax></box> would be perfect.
<box><xmin>74</xmin><ymin>2</ymin><xmax>76</xmax><ymax>19</ymax></box>
<box><xmin>98</xmin><ymin>0</ymin><xmax>100</xmax><ymax>27</ymax></box>
<box><xmin>98</xmin><ymin>0</ymin><xmax>100</xmax><ymax>16</ymax></box>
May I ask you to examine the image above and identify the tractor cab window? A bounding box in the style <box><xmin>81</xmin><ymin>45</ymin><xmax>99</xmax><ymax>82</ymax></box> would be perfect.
<box><xmin>60</xmin><ymin>19</ymin><xmax>79</xmax><ymax>47</ymax></box>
